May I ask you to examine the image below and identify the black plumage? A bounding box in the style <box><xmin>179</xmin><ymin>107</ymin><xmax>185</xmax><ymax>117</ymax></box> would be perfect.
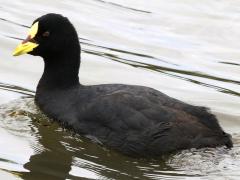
<box><xmin>24</xmin><ymin>13</ymin><xmax>232</xmax><ymax>157</ymax></box>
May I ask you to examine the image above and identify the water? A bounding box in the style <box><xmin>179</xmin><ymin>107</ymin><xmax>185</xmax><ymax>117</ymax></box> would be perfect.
<box><xmin>0</xmin><ymin>0</ymin><xmax>240</xmax><ymax>179</ymax></box>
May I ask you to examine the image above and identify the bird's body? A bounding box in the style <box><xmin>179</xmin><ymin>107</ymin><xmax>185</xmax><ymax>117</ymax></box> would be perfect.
<box><xmin>36</xmin><ymin>83</ymin><xmax>231</xmax><ymax>156</ymax></box>
<box><xmin>13</xmin><ymin>13</ymin><xmax>232</xmax><ymax>157</ymax></box>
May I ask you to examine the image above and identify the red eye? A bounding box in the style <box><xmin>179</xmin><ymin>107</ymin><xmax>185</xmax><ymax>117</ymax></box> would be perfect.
<box><xmin>42</xmin><ymin>31</ymin><xmax>50</xmax><ymax>37</ymax></box>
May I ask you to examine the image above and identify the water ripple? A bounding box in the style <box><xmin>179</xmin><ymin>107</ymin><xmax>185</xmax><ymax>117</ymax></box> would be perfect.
<box><xmin>0</xmin><ymin>82</ymin><xmax>34</xmax><ymax>96</ymax></box>
<box><xmin>92</xmin><ymin>0</ymin><xmax>151</xmax><ymax>14</ymax></box>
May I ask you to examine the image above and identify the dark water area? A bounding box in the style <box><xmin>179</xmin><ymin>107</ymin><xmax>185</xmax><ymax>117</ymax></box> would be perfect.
<box><xmin>0</xmin><ymin>0</ymin><xmax>240</xmax><ymax>179</ymax></box>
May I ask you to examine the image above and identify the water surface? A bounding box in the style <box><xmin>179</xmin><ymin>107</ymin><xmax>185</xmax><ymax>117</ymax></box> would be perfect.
<box><xmin>0</xmin><ymin>0</ymin><xmax>240</xmax><ymax>179</ymax></box>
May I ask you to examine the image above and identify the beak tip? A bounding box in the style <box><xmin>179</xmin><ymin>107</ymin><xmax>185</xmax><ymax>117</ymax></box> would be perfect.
<box><xmin>12</xmin><ymin>51</ymin><xmax>18</xmax><ymax>56</ymax></box>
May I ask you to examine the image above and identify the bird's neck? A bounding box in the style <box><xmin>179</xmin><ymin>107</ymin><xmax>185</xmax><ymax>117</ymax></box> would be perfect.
<box><xmin>37</xmin><ymin>52</ymin><xmax>81</xmax><ymax>91</ymax></box>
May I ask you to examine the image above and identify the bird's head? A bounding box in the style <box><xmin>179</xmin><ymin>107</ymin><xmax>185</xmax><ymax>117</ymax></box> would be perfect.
<box><xmin>13</xmin><ymin>13</ymin><xmax>80</xmax><ymax>59</ymax></box>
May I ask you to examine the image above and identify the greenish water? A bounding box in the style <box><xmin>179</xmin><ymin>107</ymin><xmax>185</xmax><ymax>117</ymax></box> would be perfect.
<box><xmin>0</xmin><ymin>0</ymin><xmax>240</xmax><ymax>179</ymax></box>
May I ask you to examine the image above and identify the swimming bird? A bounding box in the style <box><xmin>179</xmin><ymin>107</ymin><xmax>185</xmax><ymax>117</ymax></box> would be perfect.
<box><xmin>13</xmin><ymin>13</ymin><xmax>232</xmax><ymax>157</ymax></box>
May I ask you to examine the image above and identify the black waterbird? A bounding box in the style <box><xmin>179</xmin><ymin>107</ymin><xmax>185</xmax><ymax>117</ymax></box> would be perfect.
<box><xmin>13</xmin><ymin>13</ymin><xmax>232</xmax><ymax>157</ymax></box>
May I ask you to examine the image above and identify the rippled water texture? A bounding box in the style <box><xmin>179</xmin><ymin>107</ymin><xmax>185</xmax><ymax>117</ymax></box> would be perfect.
<box><xmin>0</xmin><ymin>0</ymin><xmax>239</xmax><ymax>179</ymax></box>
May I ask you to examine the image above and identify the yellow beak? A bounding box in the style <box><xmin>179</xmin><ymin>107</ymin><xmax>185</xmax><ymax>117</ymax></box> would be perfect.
<box><xmin>13</xmin><ymin>22</ymin><xmax>39</xmax><ymax>56</ymax></box>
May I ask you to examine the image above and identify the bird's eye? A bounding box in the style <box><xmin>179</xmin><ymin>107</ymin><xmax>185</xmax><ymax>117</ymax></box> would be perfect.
<box><xmin>42</xmin><ymin>31</ymin><xmax>50</xmax><ymax>37</ymax></box>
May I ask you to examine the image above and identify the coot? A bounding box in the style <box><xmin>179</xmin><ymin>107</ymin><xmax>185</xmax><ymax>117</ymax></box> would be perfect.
<box><xmin>13</xmin><ymin>13</ymin><xmax>232</xmax><ymax>157</ymax></box>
